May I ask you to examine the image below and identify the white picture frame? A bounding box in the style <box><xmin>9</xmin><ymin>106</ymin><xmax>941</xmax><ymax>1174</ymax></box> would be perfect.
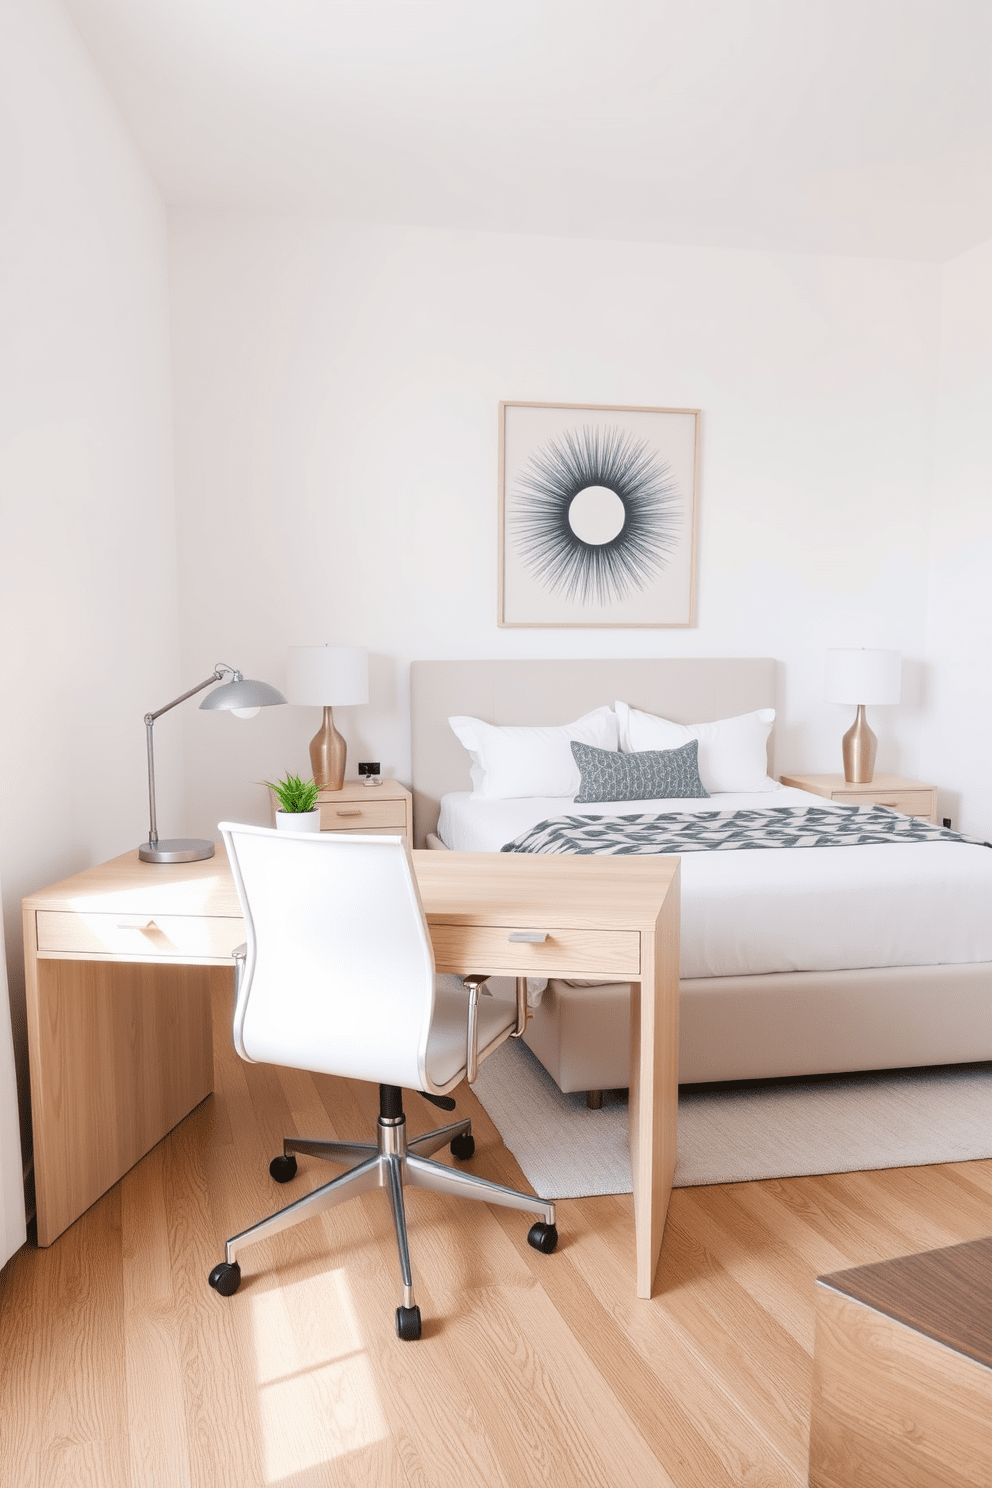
<box><xmin>498</xmin><ymin>401</ymin><xmax>700</xmax><ymax>628</ymax></box>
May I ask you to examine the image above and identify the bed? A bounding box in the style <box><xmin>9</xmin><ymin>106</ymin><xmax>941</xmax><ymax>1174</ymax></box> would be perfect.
<box><xmin>410</xmin><ymin>659</ymin><xmax>992</xmax><ymax>1092</ymax></box>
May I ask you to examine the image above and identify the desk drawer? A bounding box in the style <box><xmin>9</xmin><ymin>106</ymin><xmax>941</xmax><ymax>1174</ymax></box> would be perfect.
<box><xmin>430</xmin><ymin>923</ymin><xmax>640</xmax><ymax>979</ymax></box>
<box><xmin>319</xmin><ymin>800</ymin><xmax>408</xmax><ymax>833</ymax></box>
<box><xmin>36</xmin><ymin>911</ymin><xmax>243</xmax><ymax>960</ymax></box>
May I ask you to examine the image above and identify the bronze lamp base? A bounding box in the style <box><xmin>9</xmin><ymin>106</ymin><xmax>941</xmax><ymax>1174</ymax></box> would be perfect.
<box><xmin>309</xmin><ymin>706</ymin><xmax>347</xmax><ymax>791</ymax></box>
<box><xmin>841</xmin><ymin>705</ymin><xmax>877</xmax><ymax>784</ymax></box>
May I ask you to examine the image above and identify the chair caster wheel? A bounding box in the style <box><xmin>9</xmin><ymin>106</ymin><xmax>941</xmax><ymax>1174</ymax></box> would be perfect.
<box><xmin>527</xmin><ymin>1222</ymin><xmax>558</xmax><ymax>1254</ymax></box>
<box><xmin>449</xmin><ymin>1132</ymin><xmax>475</xmax><ymax>1160</ymax></box>
<box><xmin>208</xmin><ymin>1261</ymin><xmax>242</xmax><ymax>1296</ymax></box>
<box><xmin>269</xmin><ymin>1154</ymin><xmax>298</xmax><ymax>1183</ymax></box>
<box><xmin>395</xmin><ymin>1305</ymin><xmax>422</xmax><ymax>1341</ymax></box>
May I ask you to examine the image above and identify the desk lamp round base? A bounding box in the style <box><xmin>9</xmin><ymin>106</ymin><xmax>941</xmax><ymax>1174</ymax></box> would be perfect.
<box><xmin>139</xmin><ymin>838</ymin><xmax>215</xmax><ymax>864</ymax></box>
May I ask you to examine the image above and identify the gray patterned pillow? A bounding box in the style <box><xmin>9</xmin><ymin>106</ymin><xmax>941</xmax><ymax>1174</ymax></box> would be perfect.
<box><xmin>571</xmin><ymin>739</ymin><xmax>709</xmax><ymax>803</ymax></box>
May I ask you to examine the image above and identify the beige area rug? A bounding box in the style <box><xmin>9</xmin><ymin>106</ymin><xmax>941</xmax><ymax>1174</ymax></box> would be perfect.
<box><xmin>471</xmin><ymin>1037</ymin><xmax>992</xmax><ymax>1198</ymax></box>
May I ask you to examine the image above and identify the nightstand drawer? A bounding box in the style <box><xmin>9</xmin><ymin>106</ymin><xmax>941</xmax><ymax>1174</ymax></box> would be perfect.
<box><xmin>319</xmin><ymin>799</ymin><xmax>408</xmax><ymax>832</ymax></box>
<box><xmin>429</xmin><ymin>923</ymin><xmax>641</xmax><ymax>979</ymax></box>
<box><xmin>834</xmin><ymin>790</ymin><xmax>934</xmax><ymax>818</ymax></box>
<box><xmin>35</xmin><ymin>910</ymin><xmax>243</xmax><ymax>960</ymax></box>
<box><xmin>780</xmin><ymin>774</ymin><xmax>938</xmax><ymax>824</ymax></box>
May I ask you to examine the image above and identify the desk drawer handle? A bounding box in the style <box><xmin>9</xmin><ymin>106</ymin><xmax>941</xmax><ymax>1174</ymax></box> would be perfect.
<box><xmin>336</xmin><ymin>809</ymin><xmax>362</xmax><ymax>817</ymax></box>
<box><xmin>508</xmin><ymin>931</ymin><xmax>548</xmax><ymax>943</ymax></box>
<box><xmin>116</xmin><ymin>920</ymin><xmax>158</xmax><ymax>931</ymax></box>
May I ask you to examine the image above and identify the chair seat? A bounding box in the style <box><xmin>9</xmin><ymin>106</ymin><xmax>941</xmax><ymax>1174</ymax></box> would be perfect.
<box><xmin>425</xmin><ymin>975</ymin><xmax>519</xmax><ymax>1086</ymax></box>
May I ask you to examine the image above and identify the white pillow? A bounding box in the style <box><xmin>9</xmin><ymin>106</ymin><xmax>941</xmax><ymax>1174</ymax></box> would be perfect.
<box><xmin>614</xmin><ymin>701</ymin><xmax>778</xmax><ymax>793</ymax></box>
<box><xmin>449</xmin><ymin>707</ymin><xmax>618</xmax><ymax>800</ymax></box>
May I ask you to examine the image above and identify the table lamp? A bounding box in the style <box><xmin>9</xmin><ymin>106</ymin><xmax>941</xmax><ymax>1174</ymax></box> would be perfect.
<box><xmin>139</xmin><ymin>663</ymin><xmax>286</xmax><ymax>863</ymax></box>
<box><xmin>824</xmin><ymin>648</ymin><xmax>901</xmax><ymax>784</ymax></box>
<box><xmin>286</xmin><ymin>645</ymin><xmax>369</xmax><ymax>790</ymax></box>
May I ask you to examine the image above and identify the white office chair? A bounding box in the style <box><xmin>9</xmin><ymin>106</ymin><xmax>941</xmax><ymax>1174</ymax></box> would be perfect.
<box><xmin>208</xmin><ymin>823</ymin><xmax>557</xmax><ymax>1339</ymax></box>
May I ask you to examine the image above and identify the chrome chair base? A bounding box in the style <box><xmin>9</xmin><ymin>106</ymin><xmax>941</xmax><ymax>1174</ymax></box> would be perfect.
<box><xmin>209</xmin><ymin>1086</ymin><xmax>558</xmax><ymax>1337</ymax></box>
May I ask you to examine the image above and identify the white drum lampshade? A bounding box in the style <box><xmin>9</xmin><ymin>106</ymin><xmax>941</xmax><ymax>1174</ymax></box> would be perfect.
<box><xmin>824</xmin><ymin>648</ymin><xmax>901</xmax><ymax>784</ymax></box>
<box><xmin>286</xmin><ymin>645</ymin><xmax>369</xmax><ymax>790</ymax></box>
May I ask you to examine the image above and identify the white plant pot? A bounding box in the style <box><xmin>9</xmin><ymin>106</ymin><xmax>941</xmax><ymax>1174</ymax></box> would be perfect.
<box><xmin>275</xmin><ymin>809</ymin><xmax>321</xmax><ymax>832</ymax></box>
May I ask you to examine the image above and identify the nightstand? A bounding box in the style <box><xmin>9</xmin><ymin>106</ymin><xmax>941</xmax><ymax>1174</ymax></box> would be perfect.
<box><xmin>779</xmin><ymin>772</ymin><xmax>937</xmax><ymax>823</ymax></box>
<box><xmin>316</xmin><ymin>778</ymin><xmax>413</xmax><ymax>844</ymax></box>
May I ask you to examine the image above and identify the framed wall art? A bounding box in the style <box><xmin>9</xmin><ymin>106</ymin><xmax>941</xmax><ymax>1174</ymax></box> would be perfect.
<box><xmin>498</xmin><ymin>401</ymin><xmax>699</xmax><ymax>628</ymax></box>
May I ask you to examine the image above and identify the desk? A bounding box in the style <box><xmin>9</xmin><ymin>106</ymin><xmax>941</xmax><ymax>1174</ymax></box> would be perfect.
<box><xmin>23</xmin><ymin>846</ymin><xmax>679</xmax><ymax>1297</ymax></box>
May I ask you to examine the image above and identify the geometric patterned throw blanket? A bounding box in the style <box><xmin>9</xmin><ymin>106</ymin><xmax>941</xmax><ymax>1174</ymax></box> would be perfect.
<box><xmin>500</xmin><ymin>804</ymin><xmax>982</xmax><ymax>856</ymax></box>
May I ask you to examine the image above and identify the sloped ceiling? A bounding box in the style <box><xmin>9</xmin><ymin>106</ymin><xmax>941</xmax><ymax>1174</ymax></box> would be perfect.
<box><xmin>63</xmin><ymin>0</ymin><xmax>992</xmax><ymax>259</ymax></box>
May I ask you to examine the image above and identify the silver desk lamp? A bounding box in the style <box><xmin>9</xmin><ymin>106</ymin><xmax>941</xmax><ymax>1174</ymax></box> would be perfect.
<box><xmin>140</xmin><ymin>662</ymin><xmax>286</xmax><ymax>863</ymax></box>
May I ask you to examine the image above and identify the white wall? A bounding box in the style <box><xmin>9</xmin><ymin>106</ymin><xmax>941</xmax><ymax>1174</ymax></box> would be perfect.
<box><xmin>921</xmin><ymin>238</ymin><xmax>992</xmax><ymax>837</ymax></box>
<box><xmin>169</xmin><ymin>213</ymin><xmax>941</xmax><ymax>836</ymax></box>
<box><xmin>0</xmin><ymin>14</ymin><xmax>979</xmax><ymax>1215</ymax></box>
<box><xmin>0</xmin><ymin>0</ymin><xmax>179</xmax><ymax>1164</ymax></box>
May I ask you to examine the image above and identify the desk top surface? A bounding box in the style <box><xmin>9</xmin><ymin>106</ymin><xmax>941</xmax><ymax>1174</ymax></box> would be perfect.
<box><xmin>413</xmin><ymin>849</ymin><xmax>677</xmax><ymax>929</ymax></box>
<box><xmin>24</xmin><ymin>847</ymin><xmax>244</xmax><ymax>918</ymax></box>
<box><xmin>24</xmin><ymin>843</ymin><xmax>678</xmax><ymax>933</ymax></box>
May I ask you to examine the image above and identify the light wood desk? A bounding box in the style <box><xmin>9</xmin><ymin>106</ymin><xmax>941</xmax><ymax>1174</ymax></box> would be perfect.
<box><xmin>23</xmin><ymin>846</ymin><xmax>679</xmax><ymax>1297</ymax></box>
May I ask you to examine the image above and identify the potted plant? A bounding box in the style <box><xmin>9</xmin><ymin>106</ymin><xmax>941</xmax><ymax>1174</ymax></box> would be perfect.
<box><xmin>266</xmin><ymin>773</ymin><xmax>321</xmax><ymax>832</ymax></box>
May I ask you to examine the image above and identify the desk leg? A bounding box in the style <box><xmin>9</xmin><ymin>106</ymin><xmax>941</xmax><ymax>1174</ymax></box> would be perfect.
<box><xmin>628</xmin><ymin>870</ymin><xmax>680</xmax><ymax>1299</ymax></box>
<box><xmin>25</xmin><ymin>943</ymin><xmax>220</xmax><ymax>1247</ymax></box>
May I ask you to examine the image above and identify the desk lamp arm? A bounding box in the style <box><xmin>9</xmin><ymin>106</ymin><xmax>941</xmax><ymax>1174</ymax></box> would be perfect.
<box><xmin>143</xmin><ymin>664</ymin><xmax>242</xmax><ymax>848</ymax></box>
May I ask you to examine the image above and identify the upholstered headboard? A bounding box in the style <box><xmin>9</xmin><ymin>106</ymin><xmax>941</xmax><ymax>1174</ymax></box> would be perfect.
<box><xmin>410</xmin><ymin>657</ymin><xmax>779</xmax><ymax>846</ymax></box>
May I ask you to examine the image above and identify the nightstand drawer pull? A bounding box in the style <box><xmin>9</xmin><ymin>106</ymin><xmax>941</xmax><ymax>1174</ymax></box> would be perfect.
<box><xmin>336</xmin><ymin>809</ymin><xmax>362</xmax><ymax>817</ymax></box>
<box><xmin>508</xmin><ymin>930</ymin><xmax>548</xmax><ymax>943</ymax></box>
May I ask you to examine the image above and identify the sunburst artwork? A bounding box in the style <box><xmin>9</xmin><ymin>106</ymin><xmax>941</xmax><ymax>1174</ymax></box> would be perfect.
<box><xmin>499</xmin><ymin>402</ymin><xmax>699</xmax><ymax>627</ymax></box>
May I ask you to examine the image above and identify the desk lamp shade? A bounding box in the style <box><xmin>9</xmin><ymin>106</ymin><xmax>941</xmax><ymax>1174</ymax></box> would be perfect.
<box><xmin>286</xmin><ymin>645</ymin><xmax>369</xmax><ymax>790</ymax></box>
<box><xmin>200</xmin><ymin>675</ymin><xmax>286</xmax><ymax>718</ymax></box>
<box><xmin>824</xmin><ymin>648</ymin><xmax>901</xmax><ymax>785</ymax></box>
<box><xmin>140</xmin><ymin>663</ymin><xmax>286</xmax><ymax>864</ymax></box>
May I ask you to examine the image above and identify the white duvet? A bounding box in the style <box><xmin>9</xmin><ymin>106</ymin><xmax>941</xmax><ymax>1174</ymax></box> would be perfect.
<box><xmin>436</xmin><ymin>788</ymin><xmax>992</xmax><ymax>979</ymax></box>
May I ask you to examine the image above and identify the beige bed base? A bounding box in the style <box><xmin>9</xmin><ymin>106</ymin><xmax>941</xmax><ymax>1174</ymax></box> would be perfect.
<box><xmin>410</xmin><ymin>659</ymin><xmax>992</xmax><ymax>1087</ymax></box>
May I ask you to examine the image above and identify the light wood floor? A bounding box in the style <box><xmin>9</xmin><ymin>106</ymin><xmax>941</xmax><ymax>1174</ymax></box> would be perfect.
<box><xmin>3</xmin><ymin>979</ymin><xmax>992</xmax><ymax>1488</ymax></box>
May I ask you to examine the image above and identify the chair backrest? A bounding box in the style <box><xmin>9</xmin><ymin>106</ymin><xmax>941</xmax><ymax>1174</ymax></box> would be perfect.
<box><xmin>219</xmin><ymin>823</ymin><xmax>438</xmax><ymax>1090</ymax></box>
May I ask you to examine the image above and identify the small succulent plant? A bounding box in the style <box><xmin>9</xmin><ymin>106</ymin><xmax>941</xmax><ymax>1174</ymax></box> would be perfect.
<box><xmin>265</xmin><ymin>773</ymin><xmax>320</xmax><ymax>813</ymax></box>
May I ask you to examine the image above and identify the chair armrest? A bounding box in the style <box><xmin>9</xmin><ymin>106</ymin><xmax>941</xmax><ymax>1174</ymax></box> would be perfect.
<box><xmin>512</xmin><ymin>976</ymin><xmax>528</xmax><ymax>1038</ymax></box>
<box><xmin>462</xmin><ymin>975</ymin><xmax>488</xmax><ymax>1083</ymax></box>
<box><xmin>462</xmin><ymin>973</ymin><xmax>529</xmax><ymax>1081</ymax></box>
